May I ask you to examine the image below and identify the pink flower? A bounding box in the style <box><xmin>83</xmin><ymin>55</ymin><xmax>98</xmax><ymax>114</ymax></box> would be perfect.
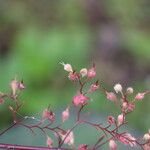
<box><xmin>135</xmin><ymin>93</ymin><xmax>145</xmax><ymax>100</ymax></box>
<box><xmin>143</xmin><ymin>144</ymin><xmax>150</xmax><ymax>150</ymax></box>
<box><xmin>87</xmin><ymin>65</ymin><xmax>96</xmax><ymax>78</ymax></box>
<box><xmin>46</xmin><ymin>136</ymin><xmax>53</xmax><ymax>148</ymax></box>
<box><xmin>73</xmin><ymin>94</ymin><xmax>89</xmax><ymax>106</ymax></box>
<box><xmin>122</xmin><ymin>102</ymin><xmax>135</xmax><ymax>112</ymax></box>
<box><xmin>10</xmin><ymin>79</ymin><xmax>25</xmax><ymax>95</ymax></box>
<box><xmin>60</xmin><ymin>130</ymin><xmax>74</xmax><ymax>146</ymax></box>
<box><xmin>109</xmin><ymin>139</ymin><xmax>117</xmax><ymax>150</ymax></box>
<box><xmin>122</xmin><ymin>102</ymin><xmax>128</xmax><ymax>110</ymax></box>
<box><xmin>68</xmin><ymin>72</ymin><xmax>80</xmax><ymax>81</ymax></box>
<box><xmin>127</xmin><ymin>103</ymin><xmax>135</xmax><ymax>112</ymax></box>
<box><xmin>42</xmin><ymin>109</ymin><xmax>55</xmax><ymax>122</ymax></box>
<box><xmin>117</xmin><ymin>114</ymin><xmax>124</xmax><ymax>126</ymax></box>
<box><xmin>89</xmin><ymin>82</ymin><xmax>99</xmax><ymax>93</ymax></box>
<box><xmin>118</xmin><ymin>133</ymin><xmax>136</xmax><ymax>147</ymax></box>
<box><xmin>78</xmin><ymin>144</ymin><xmax>88</xmax><ymax>150</ymax></box>
<box><xmin>62</xmin><ymin>107</ymin><xmax>70</xmax><ymax>122</ymax></box>
<box><xmin>106</xmin><ymin>92</ymin><xmax>117</xmax><ymax>102</ymax></box>
<box><xmin>107</xmin><ymin>116</ymin><xmax>115</xmax><ymax>125</ymax></box>
<box><xmin>0</xmin><ymin>98</ymin><xmax>4</xmax><ymax>105</ymax></box>
<box><xmin>18</xmin><ymin>81</ymin><xmax>25</xmax><ymax>90</ymax></box>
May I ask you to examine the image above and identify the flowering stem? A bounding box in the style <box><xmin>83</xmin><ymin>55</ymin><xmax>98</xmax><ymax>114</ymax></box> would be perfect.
<box><xmin>0</xmin><ymin>64</ymin><xmax>149</xmax><ymax>150</ymax></box>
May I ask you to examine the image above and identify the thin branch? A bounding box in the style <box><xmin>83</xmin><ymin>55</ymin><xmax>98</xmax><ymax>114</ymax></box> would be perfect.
<box><xmin>0</xmin><ymin>143</ymin><xmax>70</xmax><ymax>150</ymax></box>
<box><xmin>0</xmin><ymin>123</ymin><xmax>17</xmax><ymax>136</ymax></box>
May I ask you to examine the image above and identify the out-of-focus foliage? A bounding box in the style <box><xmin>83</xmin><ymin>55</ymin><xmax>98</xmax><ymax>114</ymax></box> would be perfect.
<box><xmin>0</xmin><ymin>0</ymin><xmax>149</xmax><ymax>132</ymax></box>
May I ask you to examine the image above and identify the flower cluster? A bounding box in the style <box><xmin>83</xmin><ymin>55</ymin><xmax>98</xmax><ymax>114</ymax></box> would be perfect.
<box><xmin>0</xmin><ymin>62</ymin><xmax>149</xmax><ymax>150</ymax></box>
<box><xmin>61</xmin><ymin>62</ymin><xmax>98</xmax><ymax>106</ymax></box>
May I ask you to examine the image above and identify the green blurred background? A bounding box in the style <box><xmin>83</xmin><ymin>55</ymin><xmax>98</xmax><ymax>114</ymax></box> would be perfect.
<box><xmin>0</xmin><ymin>0</ymin><xmax>149</xmax><ymax>148</ymax></box>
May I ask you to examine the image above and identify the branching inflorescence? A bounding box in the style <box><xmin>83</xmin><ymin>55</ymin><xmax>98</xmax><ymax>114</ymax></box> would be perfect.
<box><xmin>0</xmin><ymin>63</ymin><xmax>150</xmax><ymax>150</ymax></box>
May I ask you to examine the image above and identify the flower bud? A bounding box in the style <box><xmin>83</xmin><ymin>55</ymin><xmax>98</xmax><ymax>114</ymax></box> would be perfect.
<box><xmin>46</xmin><ymin>136</ymin><xmax>53</xmax><ymax>148</ymax></box>
<box><xmin>118</xmin><ymin>133</ymin><xmax>136</xmax><ymax>147</ymax></box>
<box><xmin>135</xmin><ymin>93</ymin><xmax>145</xmax><ymax>101</ymax></box>
<box><xmin>106</xmin><ymin>92</ymin><xmax>117</xmax><ymax>102</ymax></box>
<box><xmin>18</xmin><ymin>81</ymin><xmax>25</xmax><ymax>90</ymax></box>
<box><xmin>87</xmin><ymin>65</ymin><xmax>96</xmax><ymax>78</ymax></box>
<box><xmin>117</xmin><ymin>114</ymin><xmax>124</xmax><ymax>126</ymax></box>
<box><xmin>68</xmin><ymin>72</ymin><xmax>80</xmax><ymax>81</ymax></box>
<box><xmin>143</xmin><ymin>133</ymin><xmax>150</xmax><ymax>141</ymax></box>
<box><xmin>10</xmin><ymin>79</ymin><xmax>18</xmax><ymax>95</ymax></box>
<box><xmin>143</xmin><ymin>144</ymin><xmax>150</xmax><ymax>150</ymax></box>
<box><xmin>60</xmin><ymin>130</ymin><xmax>74</xmax><ymax>146</ymax></box>
<box><xmin>42</xmin><ymin>109</ymin><xmax>55</xmax><ymax>122</ymax></box>
<box><xmin>122</xmin><ymin>102</ymin><xmax>128</xmax><ymax>110</ymax></box>
<box><xmin>107</xmin><ymin>116</ymin><xmax>115</xmax><ymax>125</ymax></box>
<box><xmin>109</xmin><ymin>139</ymin><xmax>117</xmax><ymax>150</ymax></box>
<box><xmin>62</xmin><ymin>107</ymin><xmax>70</xmax><ymax>122</ymax></box>
<box><xmin>78</xmin><ymin>144</ymin><xmax>88</xmax><ymax>150</ymax></box>
<box><xmin>89</xmin><ymin>82</ymin><xmax>99</xmax><ymax>93</ymax></box>
<box><xmin>61</xmin><ymin>62</ymin><xmax>73</xmax><ymax>72</ymax></box>
<box><xmin>126</xmin><ymin>87</ymin><xmax>134</xmax><ymax>94</ymax></box>
<box><xmin>80</xmin><ymin>68</ymin><xmax>88</xmax><ymax>77</ymax></box>
<box><xmin>127</xmin><ymin>103</ymin><xmax>135</xmax><ymax>112</ymax></box>
<box><xmin>114</xmin><ymin>83</ymin><xmax>122</xmax><ymax>93</ymax></box>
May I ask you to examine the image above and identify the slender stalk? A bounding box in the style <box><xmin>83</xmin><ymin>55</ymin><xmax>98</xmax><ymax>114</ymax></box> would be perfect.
<box><xmin>0</xmin><ymin>123</ymin><xmax>16</xmax><ymax>136</ymax></box>
<box><xmin>0</xmin><ymin>143</ymin><xmax>70</xmax><ymax>150</ymax></box>
<box><xmin>59</xmin><ymin>121</ymin><xmax>80</xmax><ymax>147</ymax></box>
<box><xmin>77</xmin><ymin>105</ymin><xmax>84</xmax><ymax>121</ymax></box>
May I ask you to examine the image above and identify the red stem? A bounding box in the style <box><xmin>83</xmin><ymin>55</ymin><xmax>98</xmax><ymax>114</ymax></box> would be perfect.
<box><xmin>0</xmin><ymin>143</ymin><xmax>69</xmax><ymax>150</ymax></box>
